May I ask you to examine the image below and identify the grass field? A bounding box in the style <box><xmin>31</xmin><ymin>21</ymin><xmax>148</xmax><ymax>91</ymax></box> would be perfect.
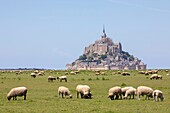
<box><xmin>0</xmin><ymin>70</ymin><xmax>170</xmax><ymax>113</ymax></box>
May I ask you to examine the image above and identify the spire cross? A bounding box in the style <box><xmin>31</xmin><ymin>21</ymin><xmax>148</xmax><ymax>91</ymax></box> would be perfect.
<box><xmin>103</xmin><ymin>25</ymin><xmax>107</xmax><ymax>38</ymax></box>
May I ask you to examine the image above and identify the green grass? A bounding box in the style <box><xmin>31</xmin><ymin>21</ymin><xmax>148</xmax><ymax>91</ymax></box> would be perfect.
<box><xmin>0</xmin><ymin>70</ymin><xmax>170</xmax><ymax>113</ymax></box>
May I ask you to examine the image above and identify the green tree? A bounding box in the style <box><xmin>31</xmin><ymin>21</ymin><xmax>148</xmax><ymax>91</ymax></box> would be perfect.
<box><xmin>101</xmin><ymin>54</ymin><xmax>107</xmax><ymax>60</ymax></box>
<box><xmin>79</xmin><ymin>54</ymin><xmax>87</xmax><ymax>60</ymax></box>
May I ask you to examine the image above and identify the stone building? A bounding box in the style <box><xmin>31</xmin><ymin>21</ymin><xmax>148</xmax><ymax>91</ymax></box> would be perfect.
<box><xmin>66</xmin><ymin>27</ymin><xmax>147</xmax><ymax>70</ymax></box>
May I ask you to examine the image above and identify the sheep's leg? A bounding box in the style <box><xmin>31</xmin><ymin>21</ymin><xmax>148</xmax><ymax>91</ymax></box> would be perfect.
<box><xmin>58</xmin><ymin>93</ymin><xmax>60</xmax><ymax>98</ymax></box>
<box><xmin>61</xmin><ymin>93</ymin><xmax>64</xmax><ymax>98</ymax></box>
<box><xmin>137</xmin><ymin>94</ymin><xmax>140</xmax><ymax>100</ymax></box>
<box><xmin>80</xmin><ymin>93</ymin><xmax>83</xmax><ymax>98</ymax></box>
<box><xmin>155</xmin><ymin>96</ymin><xmax>158</xmax><ymax>101</ymax></box>
<box><xmin>24</xmin><ymin>95</ymin><xmax>26</xmax><ymax>100</ymax></box>
<box><xmin>77</xmin><ymin>92</ymin><xmax>79</xmax><ymax>98</ymax></box>
<box><xmin>132</xmin><ymin>94</ymin><xmax>134</xmax><ymax>99</ymax></box>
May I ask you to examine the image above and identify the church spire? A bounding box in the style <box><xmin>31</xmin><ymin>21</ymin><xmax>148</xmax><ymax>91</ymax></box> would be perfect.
<box><xmin>102</xmin><ymin>25</ymin><xmax>107</xmax><ymax>38</ymax></box>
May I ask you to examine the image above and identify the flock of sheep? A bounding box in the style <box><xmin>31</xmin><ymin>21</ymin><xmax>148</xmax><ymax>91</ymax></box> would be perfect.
<box><xmin>108</xmin><ymin>86</ymin><xmax>164</xmax><ymax>101</ymax></box>
<box><xmin>6</xmin><ymin>70</ymin><xmax>166</xmax><ymax>102</ymax></box>
<box><xmin>7</xmin><ymin>85</ymin><xmax>164</xmax><ymax>102</ymax></box>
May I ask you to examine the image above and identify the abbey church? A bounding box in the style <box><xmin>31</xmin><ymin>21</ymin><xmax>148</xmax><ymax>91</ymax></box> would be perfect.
<box><xmin>66</xmin><ymin>28</ymin><xmax>146</xmax><ymax>70</ymax></box>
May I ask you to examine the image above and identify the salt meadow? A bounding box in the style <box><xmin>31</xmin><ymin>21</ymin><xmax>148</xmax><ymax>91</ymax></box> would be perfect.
<box><xmin>0</xmin><ymin>69</ymin><xmax>169</xmax><ymax>113</ymax></box>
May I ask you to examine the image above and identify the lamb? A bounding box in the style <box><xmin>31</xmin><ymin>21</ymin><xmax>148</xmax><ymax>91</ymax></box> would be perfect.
<box><xmin>124</xmin><ymin>88</ymin><xmax>136</xmax><ymax>99</ymax></box>
<box><xmin>121</xmin><ymin>86</ymin><xmax>134</xmax><ymax>96</ymax></box>
<box><xmin>58</xmin><ymin>86</ymin><xmax>72</xmax><ymax>99</ymax></box>
<box><xmin>57</xmin><ymin>76</ymin><xmax>67</xmax><ymax>82</ymax></box>
<box><xmin>48</xmin><ymin>76</ymin><xmax>56</xmax><ymax>82</ymax></box>
<box><xmin>153</xmin><ymin>90</ymin><xmax>164</xmax><ymax>101</ymax></box>
<box><xmin>108</xmin><ymin>86</ymin><xmax>122</xmax><ymax>100</ymax></box>
<box><xmin>7</xmin><ymin>87</ymin><xmax>27</xmax><ymax>101</ymax></box>
<box><xmin>137</xmin><ymin>86</ymin><xmax>153</xmax><ymax>100</ymax></box>
<box><xmin>76</xmin><ymin>85</ymin><xmax>92</xmax><ymax>99</ymax></box>
<box><xmin>150</xmin><ymin>74</ymin><xmax>158</xmax><ymax>80</ymax></box>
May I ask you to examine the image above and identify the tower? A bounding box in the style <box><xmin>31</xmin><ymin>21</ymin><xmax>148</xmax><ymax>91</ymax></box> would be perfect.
<box><xmin>102</xmin><ymin>25</ymin><xmax>107</xmax><ymax>38</ymax></box>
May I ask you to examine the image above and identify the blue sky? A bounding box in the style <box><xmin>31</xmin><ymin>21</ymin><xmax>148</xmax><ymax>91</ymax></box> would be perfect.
<box><xmin>0</xmin><ymin>0</ymin><xmax>170</xmax><ymax>69</ymax></box>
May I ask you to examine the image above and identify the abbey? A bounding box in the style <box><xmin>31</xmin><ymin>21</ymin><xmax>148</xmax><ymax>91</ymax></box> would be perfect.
<box><xmin>66</xmin><ymin>28</ymin><xmax>147</xmax><ymax>70</ymax></box>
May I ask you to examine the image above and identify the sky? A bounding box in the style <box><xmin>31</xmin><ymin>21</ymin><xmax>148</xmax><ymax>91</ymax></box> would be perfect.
<box><xmin>0</xmin><ymin>0</ymin><xmax>170</xmax><ymax>69</ymax></box>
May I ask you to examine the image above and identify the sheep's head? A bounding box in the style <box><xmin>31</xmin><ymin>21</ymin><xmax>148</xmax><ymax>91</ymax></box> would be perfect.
<box><xmin>7</xmin><ymin>96</ymin><xmax>12</xmax><ymax>101</ymax></box>
<box><xmin>69</xmin><ymin>95</ymin><xmax>72</xmax><ymax>99</ymax></box>
<box><xmin>160</xmin><ymin>96</ymin><xmax>164</xmax><ymax>101</ymax></box>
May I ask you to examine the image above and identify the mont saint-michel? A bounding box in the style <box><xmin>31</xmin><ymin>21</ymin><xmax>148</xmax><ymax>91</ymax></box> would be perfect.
<box><xmin>66</xmin><ymin>28</ymin><xmax>147</xmax><ymax>70</ymax></box>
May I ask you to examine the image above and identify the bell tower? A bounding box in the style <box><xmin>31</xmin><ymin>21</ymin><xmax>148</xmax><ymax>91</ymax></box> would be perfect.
<box><xmin>102</xmin><ymin>25</ymin><xmax>107</xmax><ymax>38</ymax></box>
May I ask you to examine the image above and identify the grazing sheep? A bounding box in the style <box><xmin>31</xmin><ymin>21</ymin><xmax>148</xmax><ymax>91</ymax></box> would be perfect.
<box><xmin>37</xmin><ymin>71</ymin><xmax>45</xmax><ymax>76</ymax></box>
<box><xmin>58</xmin><ymin>86</ymin><xmax>72</xmax><ymax>99</ymax></box>
<box><xmin>137</xmin><ymin>86</ymin><xmax>153</xmax><ymax>100</ymax></box>
<box><xmin>64</xmin><ymin>72</ymin><xmax>69</xmax><ymax>75</ymax></box>
<box><xmin>124</xmin><ymin>88</ymin><xmax>136</xmax><ymax>99</ymax></box>
<box><xmin>121</xmin><ymin>72</ymin><xmax>130</xmax><ymax>76</ymax></box>
<box><xmin>7</xmin><ymin>87</ymin><xmax>27</xmax><ymax>101</ymax></box>
<box><xmin>150</xmin><ymin>74</ymin><xmax>158</xmax><ymax>80</ymax></box>
<box><xmin>95</xmin><ymin>72</ymin><xmax>100</xmax><ymax>75</ymax></box>
<box><xmin>157</xmin><ymin>75</ymin><xmax>162</xmax><ymax>80</ymax></box>
<box><xmin>101</xmin><ymin>72</ymin><xmax>105</xmax><ymax>75</ymax></box>
<box><xmin>76</xmin><ymin>85</ymin><xmax>92</xmax><ymax>99</ymax></box>
<box><xmin>108</xmin><ymin>86</ymin><xmax>122</xmax><ymax>100</ymax></box>
<box><xmin>48</xmin><ymin>76</ymin><xmax>56</xmax><ymax>82</ymax></box>
<box><xmin>153</xmin><ymin>90</ymin><xmax>164</xmax><ymax>101</ymax></box>
<box><xmin>70</xmin><ymin>71</ymin><xmax>76</xmax><ymax>75</ymax></box>
<box><xmin>31</xmin><ymin>73</ymin><xmax>36</xmax><ymax>78</ymax></box>
<box><xmin>121</xmin><ymin>86</ymin><xmax>134</xmax><ymax>96</ymax></box>
<box><xmin>57</xmin><ymin>76</ymin><xmax>67</xmax><ymax>82</ymax></box>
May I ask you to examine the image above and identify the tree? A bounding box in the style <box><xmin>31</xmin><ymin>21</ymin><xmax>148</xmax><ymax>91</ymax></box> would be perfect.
<box><xmin>101</xmin><ymin>54</ymin><xmax>107</xmax><ymax>60</ymax></box>
<box><xmin>79</xmin><ymin>54</ymin><xmax>87</xmax><ymax>60</ymax></box>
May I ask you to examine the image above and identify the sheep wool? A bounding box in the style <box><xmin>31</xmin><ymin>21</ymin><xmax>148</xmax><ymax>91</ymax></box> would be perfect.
<box><xmin>137</xmin><ymin>86</ymin><xmax>153</xmax><ymax>100</ymax></box>
<box><xmin>7</xmin><ymin>87</ymin><xmax>27</xmax><ymax>101</ymax></box>
<box><xmin>153</xmin><ymin>90</ymin><xmax>164</xmax><ymax>101</ymax></box>
<box><xmin>108</xmin><ymin>86</ymin><xmax>122</xmax><ymax>100</ymax></box>
<box><xmin>58</xmin><ymin>86</ymin><xmax>72</xmax><ymax>98</ymax></box>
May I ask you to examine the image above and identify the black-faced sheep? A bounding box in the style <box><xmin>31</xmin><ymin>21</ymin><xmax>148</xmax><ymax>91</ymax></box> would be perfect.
<box><xmin>137</xmin><ymin>86</ymin><xmax>153</xmax><ymax>100</ymax></box>
<box><xmin>7</xmin><ymin>87</ymin><xmax>27</xmax><ymax>101</ymax></box>
<box><xmin>57</xmin><ymin>76</ymin><xmax>67</xmax><ymax>82</ymax></box>
<box><xmin>48</xmin><ymin>76</ymin><xmax>56</xmax><ymax>82</ymax></box>
<box><xmin>150</xmin><ymin>74</ymin><xmax>158</xmax><ymax>80</ymax></box>
<box><xmin>108</xmin><ymin>86</ymin><xmax>122</xmax><ymax>100</ymax></box>
<box><xmin>124</xmin><ymin>88</ymin><xmax>136</xmax><ymax>99</ymax></box>
<box><xmin>31</xmin><ymin>73</ymin><xmax>36</xmax><ymax>78</ymax></box>
<box><xmin>153</xmin><ymin>90</ymin><xmax>164</xmax><ymax>101</ymax></box>
<box><xmin>121</xmin><ymin>86</ymin><xmax>134</xmax><ymax>96</ymax></box>
<box><xmin>157</xmin><ymin>75</ymin><xmax>162</xmax><ymax>80</ymax></box>
<box><xmin>58</xmin><ymin>86</ymin><xmax>72</xmax><ymax>99</ymax></box>
<box><xmin>76</xmin><ymin>85</ymin><xmax>92</xmax><ymax>99</ymax></box>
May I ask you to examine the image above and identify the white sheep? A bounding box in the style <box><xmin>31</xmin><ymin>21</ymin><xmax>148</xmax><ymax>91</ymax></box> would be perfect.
<box><xmin>153</xmin><ymin>90</ymin><xmax>164</xmax><ymax>101</ymax></box>
<box><xmin>150</xmin><ymin>74</ymin><xmax>158</xmax><ymax>80</ymax></box>
<box><xmin>76</xmin><ymin>85</ymin><xmax>92</xmax><ymax>99</ymax></box>
<box><xmin>7</xmin><ymin>87</ymin><xmax>27</xmax><ymax>101</ymax></box>
<box><xmin>58</xmin><ymin>86</ymin><xmax>72</xmax><ymax>99</ymax></box>
<box><xmin>157</xmin><ymin>75</ymin><xmax>162</xmax><ymax>80</ymax></box>
<box><xmin>57</xmin><ymin>76</ymin><xmax>67</xmax><ymax>82</ymax></box>
<box><xmin>30</xmin><ymin>72</ymin><xmax>36</xmax><ymax>78</ymax></box>
<box><xmin>48</xmin><ymin>76</ymin><xmax>56</xmax><ymax>82</ymax></box>
<box><xmin>124</xmin><ymin>88</ymin><xmax>136</xmax><ymax>99</ymax></box>
<box><xmin>108</xmin><ymin>86</ymin><xmax>122</xmax><ymax>100</ymax></box>
<box><xmin>137</xmin><ymin>86</ymin><xmax>153</xmax><ymax>100</ymax></box>
<box><xmin>121</xmin><ymin>86</ymin><xmax>134</xmax><ymax>96</ymax></box>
